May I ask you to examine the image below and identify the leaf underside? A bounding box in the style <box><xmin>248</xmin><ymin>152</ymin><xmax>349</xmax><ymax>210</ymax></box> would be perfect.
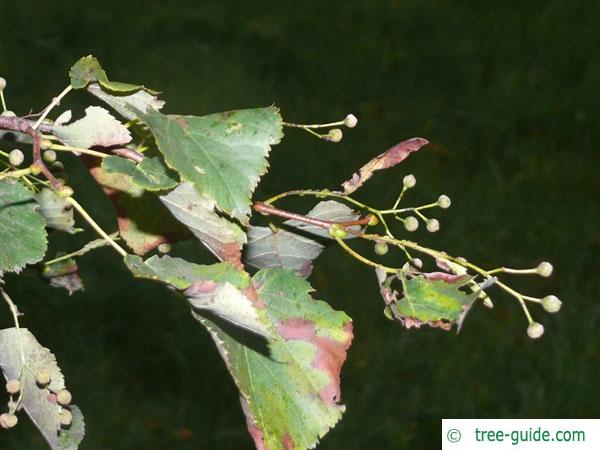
<box><xmin>245</xmin><ymin>226</ymin><xmax>324</xmax><ymax>278</ymax></box>
<box><xmin>285</xmin><ymin>200</ymin><xmax>362</xmax><ymax>239</ymax></box>
<box><xmin>160</xmin><ymin>183</ymin><xmax>246</xmax><ymax>267</ymax></box>
<box><xmin>0</xmin><ymin>328</ymin><xmax>83</xmax><ymax>450</ymax></box>
<box><xmin>52</xmin><ymin>106</ymin><xmax>132</xmax><ymax>149</ymax></box>
<box><xmin>35</xmin><ymin>188</ymin><xmax>78</xmax><ymax>234</ymax></box>
<box><xmin>87</xmin><ymin>82</ymin><xmax>165</xmax><ymax>121</ymax></box>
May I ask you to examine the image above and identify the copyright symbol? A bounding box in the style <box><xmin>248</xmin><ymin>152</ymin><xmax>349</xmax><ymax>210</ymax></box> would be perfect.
<box><xmin>447</xmin><ymin>428</ymin><xmax>461</xmax><ymax>443</ymax></box>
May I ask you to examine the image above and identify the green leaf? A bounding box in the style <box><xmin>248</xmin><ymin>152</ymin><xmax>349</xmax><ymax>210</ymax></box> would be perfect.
<box><xmin>69</xmin><ymin>56</ymin><xmax>159</xmax><ymax>94</ymax></box>
<box><xmin>160</xmin><ymin>183</ymin><xmax>246</xmax><ymax>266</ymax></box>
<box><xmin>138</xmin><ymin>107</ymin><xmax>283</xmax><ymax>223</ymax></box>
<box><xmin>0</xmin><ymin>328</ymin><xmax>82</xmax><ymax>450</ymax></box>
<box><xmin>0</xmin><ymin>181</ymin><xmax>47</xmax><ymax>274</ymax></box>
<box><xmin>102</xmin><ymin>156</ymin><xmax>179</xmax><ymax>191</ymax></box>
<box><xmin>35</xmin><ymin>188</ymin><xmax>79</xmax><ymax>234</ymax></box>
<box><xmin>124</xmin><ymin>255</ymin><xmax>353</xmax><ymax>448</ymax></box>
<box><xmin>88</xmin><ymin>161</ymin><xmax>189</xmax><ymax>255</ymax></box>
<box><xmin>195</xmin><ymin>268</ymin><xmax>353</xmax><ymax>450</ymax></box>
<box><xmin>68</xmin><ymin>55</ymin><xmax>108</xmax><ymax>89</ymax></box>
<box><xmin>376</xmin><ymin>268</ymin><xmax>477</xmax><ymax>330</ymax></box>
<box><xmin>52</xmin><ymin>106</ymin><xmax>131</xmax><ymax>149</ymax></box>
<box><xmin>58</xmin><ymin>405</ymin><xmax>85</xmax><ymax>450</ymax></box>
<box><xmin>245</xmin><ymin>226</ymin><xmax>324</xmax><ymax>277</ymax></box>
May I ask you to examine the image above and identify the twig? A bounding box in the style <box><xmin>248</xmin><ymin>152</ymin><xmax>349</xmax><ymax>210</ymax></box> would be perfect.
<box><xmin>67</xmin><ymin>197</ymin><xmax>127</xmax><ymax>257</ymax></box>
<box><xmin>43</xmin><ymin>232</ymin><xmax>120</xmax><ymax>266</ymax></box>
<box><xmin>253</xmin><ymin>201</ymin><xmax>372</xmax><ymax>229</ymax></box>
<box><xmin>0</xmin><ymin>115</ymin><xmax>59</xmax><ymax>187</ymax></box>
<box><xmin>50</xmin><ymin>143</ymin><xmax>109</xmax><ymax>159</ymax></box>
<box><xmin>32</xmin><ymin>85</ymin><xmax>72</xmax><ymax>130</ymax></box>
<box><xmin>111</xmin><ymin>147</ymin><xmax>145</xmax><ymax>163</ymax></box>
<box><xmin>1</xmin><ymin>288</ymin><xmax>26</xmax><ymax>367</ymax></box>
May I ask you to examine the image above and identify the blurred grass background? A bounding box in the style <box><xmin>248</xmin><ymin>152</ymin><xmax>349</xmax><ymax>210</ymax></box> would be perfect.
<box><xmin>1</xmin><ymin>1</ymin><xmax>598</xmax><ymax>449</ymax></box>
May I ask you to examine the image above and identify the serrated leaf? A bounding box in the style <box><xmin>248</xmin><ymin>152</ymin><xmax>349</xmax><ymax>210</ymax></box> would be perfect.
<box><xmin>52</xmin><ymin>106</ymin><xmax>131</xmax><ymax>149</ymax></box>
<box><xmin>376</xmin><ymin>268</ymin><xmax>477</xmax><ymax>331</ymax></box>
<box><xmin>245</xmin><ymin>226</ymin><xmax>324</xmax><ymax>277</ymax></box>
<box><xmin>68</xmin><ymin>56</ymin><xmax>108</xmax><ymax>89</ymax></box>
<box><xmin>35</xmin><ymin>188</ymin><xmax>78</xmax><ymax>234</ymax></box>
<box><xmin>0</xmin><ymin>328</ymin><xmax>77</xmax><ymax>450</ymax></box>
<box><xmin>194</xmin><ymin>268</ymin><xmax>353</xmax><ymax>450</ymax></box>
<box><xmin>87</xmin><ymin>82</ymin><xmax>165</xmax><ymax>121</ymax></box>
<box><xmin>125</xmin><ymin>254</ymin><xmax>269</xmax><ymax>336</ymax></box>
<box><xmin>342</xmin><ymin>137</ymin><xmax>429</xmax><ymax>194</ymax></box>
<box><xmin>124</xmin><ymin>255</ymin><xmax>353</xmax><ymax>448</ymax></box>
<box><xmin>0</xmin><ymin>181</ymin><xmax>48</xmax><ymax>274</ymax></box>
<box><xmin>41</xmin><ymin>257</ymin><xmax>84</xmax><ymax>295</ymax></box>
<box><xmin>58</xmin><ymin>405</ymin><xmax>85</xmax><ymax>450</ymax></box>
<box><xmin>102</xmin><ymin>156</ymin><xmax>179</xmax><ymax>191</ymax></box>
<box><xmin>88</xmin><ymin>160</ymin><xmax>189</xmax><ymax>255</ymax></box>
<box><xmin>285</xmin><ymin>200</ymin><xmax>362</xmax><ymax>239</ymax></box>
<box><xmin>160</xmin><ymin>183</ymin><xmax>246</xmax><ymax>267</ymax></box>
<box><xmin>138</xmin><ymin>107</ymin><xmax>283</xmax><ymax>223</ymax></box>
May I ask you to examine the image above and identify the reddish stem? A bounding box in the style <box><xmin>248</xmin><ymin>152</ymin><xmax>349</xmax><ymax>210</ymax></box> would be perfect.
<box><xmin>252</xmin><ymin>201</ymin><xmax>371</xmax><ymax>232</ymax></box>
<box><xmin>111</xmin><ymin>147</ymin><xmax>145</xmax><ymax>163</ymax></box>
<box><xmin>0</xmin><ymin>115</ymin><xmax>59</xmax><ymax>188</ymax></box>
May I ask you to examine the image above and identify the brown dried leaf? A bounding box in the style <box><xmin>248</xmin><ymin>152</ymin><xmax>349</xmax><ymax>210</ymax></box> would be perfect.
<box><xmin>342</xmin><ymin>137</ymin><xmax>429</xmax><ymax>194</ymax></box>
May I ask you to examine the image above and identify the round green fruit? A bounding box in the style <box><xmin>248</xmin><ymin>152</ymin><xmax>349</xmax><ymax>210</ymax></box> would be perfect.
<box><xmin>328</xmin><ymin>224</ymin><xmax>348</xmax><ymax>239</ymax></box>
<box><xmin>374</xmin><ymin>242</ymin><xmax>389</xmax><ymax>255</ymax></box>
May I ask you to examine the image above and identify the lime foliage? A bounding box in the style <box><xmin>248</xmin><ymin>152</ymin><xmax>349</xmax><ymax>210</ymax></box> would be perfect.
<box><xmin>0</xmin><ymin>55</ymin><xmax>561</xmax><ymax>450</ymax></box>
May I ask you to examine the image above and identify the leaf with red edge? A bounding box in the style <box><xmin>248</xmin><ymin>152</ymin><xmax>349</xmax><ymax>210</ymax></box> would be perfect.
<box><xmin>124</xmin><ymin>254</ymin><xmax>353</xmax><ymax>450</ymax></box>
<box><xmin>125</xmin><ymin>254</ymin><xmax>270</xmax><ymax>337</ymax></box>
<box><xmin>160</xmin><ymin>183</ymin><xmax>246</xmax><ymax>267</ymax></box>
<box><xmin>87</xmin><ymin>159</ymin><xmax>189</xmax><ymax>255</ymax></box>
<box><xmin>196</xmin><ymin>268</ymin><xmax>353</xmax><ymax>450</ymax></box>
<box><xmin>375</xmin><ymin>268</ymin><xmax>477</xmax><ymax>331</ymax></box>
<box><xmin>342</xmin><ymin>137</ymin><xmax>429</xmax><ymax>194</ymax></box>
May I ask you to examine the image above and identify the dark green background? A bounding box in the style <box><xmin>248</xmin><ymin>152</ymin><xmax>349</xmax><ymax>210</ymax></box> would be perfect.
<box><xmin>1</xmin><ymin>1</ymin><xmax>598</xmax><ymax>449</ymax></box>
